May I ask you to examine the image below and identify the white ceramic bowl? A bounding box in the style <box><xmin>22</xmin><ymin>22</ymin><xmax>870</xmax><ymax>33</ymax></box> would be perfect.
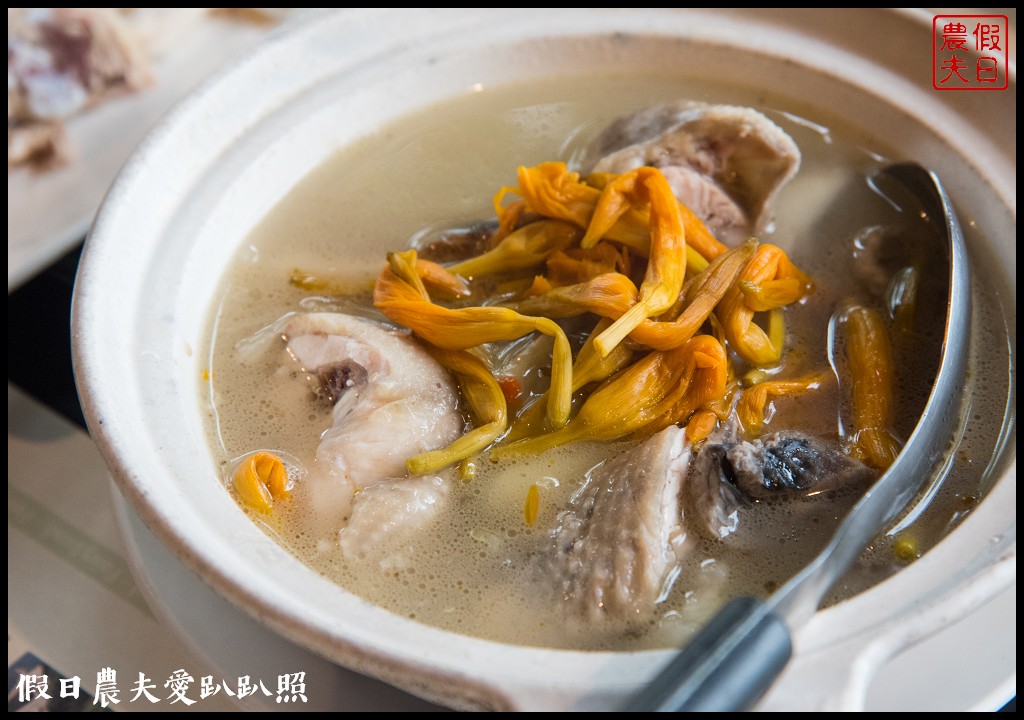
<box><xmin>72</xmin><ymin>9</ymin><xmax>1016</xmax><ymax>711</ymax></box>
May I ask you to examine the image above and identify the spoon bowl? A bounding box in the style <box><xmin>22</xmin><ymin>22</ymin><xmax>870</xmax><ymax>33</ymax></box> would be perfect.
<box><xmin>629</xmin><ymin>162</ymin><xmax>972</xmax><ymax>712</ymax></box>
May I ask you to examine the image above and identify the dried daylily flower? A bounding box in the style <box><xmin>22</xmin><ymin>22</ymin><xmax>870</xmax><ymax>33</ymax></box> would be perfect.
<box><xmin>233</xmin><ymin>451</ymin><xmax>289</xmax><ymax>514</ymax></box>
<box><xmin>524</xmin><ymin>484</ymin><xmax>540</xmax><ymax>526</ymax></box>
<box><xmin>585</xmin><ymin>167</ymin><xmax>688</xmax><ymax>357</ymax></box>
<box><xmin>407</xmin><ymin>347</ymin><xmax>508</xmax><ymax>475</ymax></box>
<box><xmin>844</xmin><ymin>305</ymin><xmax>902</xmax><ymax>469</ymax></box>
<box><xmin>505</xmin><ymin>316</ymin><xmax>634</xmax><ymax>442</ymax></box>
<box><xmin>374</xmin><ymin>250</ymin><xmax>573</xmax><ymax>427</ymax></box>
<box><xmin>629</xmin><ymin>238</ymin><xmax>757</xmax><ymax>351</ymax></box>
<box><xmin>717</xmin><ymin>244</ymin><xmax>813</xmax><ymax>366</ymax></box>
<box><xmin>447</xmin><ymin>220</ymin><xmax>581</xmax><ymax>279</ymax></box>
<box><xmin>497</xmin><ymin>335</ymin><xmax>727</xmax><ymax>456</ymax></box>
<box><xmin>369</xmin><ymin>163</ymin><xmax>819</xmax><ymax>469</ymax></box>
<box><xmin>737</xmin><ymin>373</ymin><xmax>830</xmax><ymax>436</ymax></box>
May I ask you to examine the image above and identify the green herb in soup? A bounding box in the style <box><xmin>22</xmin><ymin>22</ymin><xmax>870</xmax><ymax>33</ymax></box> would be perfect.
<box><xmin>201</xmin><ymin>76</ymin><xmax>1011</xmax><ymax>651</ymax></box>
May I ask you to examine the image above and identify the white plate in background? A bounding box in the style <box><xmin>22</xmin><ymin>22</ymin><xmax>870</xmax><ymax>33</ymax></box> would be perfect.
<box><xmin>7</xmin><ymin>10</ymin><xmax>302</xmax><ymax>292</ymax></box>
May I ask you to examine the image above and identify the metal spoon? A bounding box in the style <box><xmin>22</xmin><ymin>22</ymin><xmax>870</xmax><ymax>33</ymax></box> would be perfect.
<box><xmin>626</xmin><ymin>163</ymin><xmax>972</xmax><ymax>712</ymax></box>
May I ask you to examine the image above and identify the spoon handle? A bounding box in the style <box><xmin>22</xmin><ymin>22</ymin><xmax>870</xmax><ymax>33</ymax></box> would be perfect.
<box><xmin>624</xmin><ymin>596</ymin><xmax>792</xmax><ymax>712</ymax></box>
<box><xmin>626</xmin><ymin>162</ymin><xmax>970</xmax><ymax>713</ymax></box>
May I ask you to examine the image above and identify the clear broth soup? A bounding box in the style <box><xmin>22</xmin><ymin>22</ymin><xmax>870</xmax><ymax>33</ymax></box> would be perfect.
<box><xmin>201</xmin><ymin>74</ymin><xmax>1014</xmax><ymax>650</ymax></box>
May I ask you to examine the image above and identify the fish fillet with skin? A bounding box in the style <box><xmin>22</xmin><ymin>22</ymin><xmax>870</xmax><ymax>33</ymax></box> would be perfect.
<box><xmin>685</xmin><ymin>425</ymin><xmax>872</xmax><ymax>545</ymax></box>
<box><xmin>281</xmin><ymin>312</ymin><xmax>462</xmax><ymax>538</ymax></box>
<box><xmin>552</xmin><ymin>425</ymin><xmax>691</xmax><ymax>621</ymax></box>
<box><xmin>584</xmin><ymin>101</ymin><xmax>801</xmax><ymax>244</ymax></box>
<box><xmin>339</xmin><ymin>475</ymin><xmax>448</xmax><ymax>561</ymax></box>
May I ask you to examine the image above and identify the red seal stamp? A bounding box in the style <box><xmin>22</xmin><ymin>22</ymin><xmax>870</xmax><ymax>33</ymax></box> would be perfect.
<box><xmin>933</xmin><ymin>14</ymin><xmax>1009</xmax><ymax>90</ymax></box>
